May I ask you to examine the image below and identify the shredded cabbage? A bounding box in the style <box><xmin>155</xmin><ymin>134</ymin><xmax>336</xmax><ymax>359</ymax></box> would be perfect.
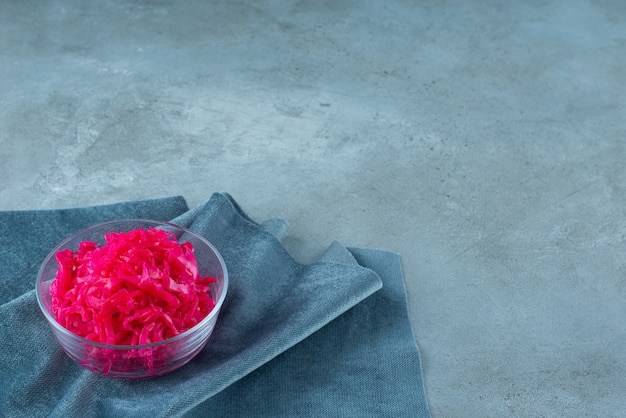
<box><xmin>50</xmin><ymin>227</ymin><xmax>216</xmax><ymax>346</ymax></box>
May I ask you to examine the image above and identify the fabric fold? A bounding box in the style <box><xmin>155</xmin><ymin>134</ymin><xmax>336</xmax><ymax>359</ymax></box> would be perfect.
<box><xmin>0</xmin><ymin>193</ymin><xmax>431</xmax><ymax>418</ymax></box>
<box><xmin>187</xmin><ymin>247</ymin><xmax>431</xmax><ymax>417</ymax></box>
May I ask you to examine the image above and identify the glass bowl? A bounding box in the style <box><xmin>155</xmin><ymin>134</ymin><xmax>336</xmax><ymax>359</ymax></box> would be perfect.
<box><xmin>35</xmin><ymin>219</ymin><xmax>228</xmax><ymax>379</ymax></box>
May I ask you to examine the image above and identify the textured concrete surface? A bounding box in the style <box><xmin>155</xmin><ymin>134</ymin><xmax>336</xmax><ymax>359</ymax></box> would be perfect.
<box><xmin>2</xmin><ymin>1</ymin><xmax>626</xmax><ymax>416</ymax></box>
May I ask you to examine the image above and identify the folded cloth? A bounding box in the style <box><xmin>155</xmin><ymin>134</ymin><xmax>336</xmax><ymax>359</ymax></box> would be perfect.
<box><xmin>0</xmin><ymin>193</ymin><xmax>430</xmax><ymax>417</ymax></box>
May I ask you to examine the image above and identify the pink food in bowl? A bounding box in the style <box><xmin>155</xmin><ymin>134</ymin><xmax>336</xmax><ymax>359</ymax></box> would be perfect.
<box><xmin>36</xmin><ymin>220</ymin><xmax>228</xmax><ymax>379</ymax></box>
<box><xmin>51</xmin><ymin>227</ymin><xmax>216</xmax><ymax>346</ymax></box>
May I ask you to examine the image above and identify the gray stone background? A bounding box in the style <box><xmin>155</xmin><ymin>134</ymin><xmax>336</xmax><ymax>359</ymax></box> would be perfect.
<box><xmin>2</xmin><ymin>1</ymin><xmax>625</xmax><ymax>416</ymax></box>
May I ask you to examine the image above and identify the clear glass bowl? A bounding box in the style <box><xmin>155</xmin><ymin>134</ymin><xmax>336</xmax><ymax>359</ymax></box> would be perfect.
<box><xmin>35</xmin><ymin>219</ymin><xmax>228</xmax><ymax>379</ymax></box>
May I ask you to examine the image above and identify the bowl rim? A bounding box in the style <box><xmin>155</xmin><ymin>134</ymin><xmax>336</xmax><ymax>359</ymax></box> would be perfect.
<box><xmin>35</xmin><ymin>218</ymin><xmax>229</xmax><ymax>350</ymax></box>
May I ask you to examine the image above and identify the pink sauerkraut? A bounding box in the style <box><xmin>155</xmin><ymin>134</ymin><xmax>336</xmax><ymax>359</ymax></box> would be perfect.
<box><xmin>50</xmin><ymin>227</ymin><xmax>216</xmax><ymax>346</ymax></box>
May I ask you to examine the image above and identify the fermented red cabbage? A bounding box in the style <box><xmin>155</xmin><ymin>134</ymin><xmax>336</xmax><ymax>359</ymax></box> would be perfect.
<box><xmin>50</xmin><ymin>227</ymin><xmax>216</xmax><ymax>346</ymax></box>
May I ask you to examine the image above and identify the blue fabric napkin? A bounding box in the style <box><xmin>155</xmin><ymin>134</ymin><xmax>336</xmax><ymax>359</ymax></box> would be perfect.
<box><xmin>0</xmin><ymin>193</ymin><xmax>430</xmax><ymax>417</ymax></box>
